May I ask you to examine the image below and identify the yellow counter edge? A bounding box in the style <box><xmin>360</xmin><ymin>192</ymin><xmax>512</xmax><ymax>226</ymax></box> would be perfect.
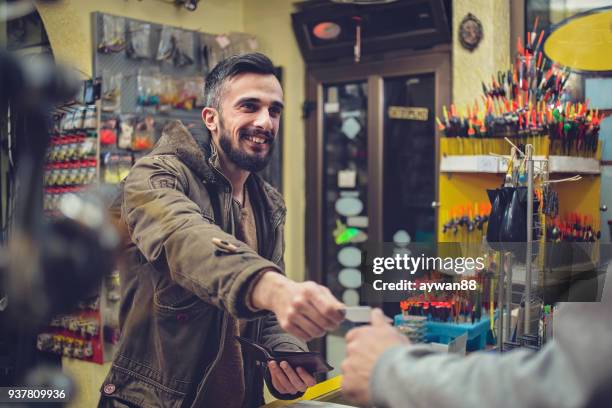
<box><xmin>263</xmin><ymin>375</ymin><xmax>343</xmax><ymax>407</ymax></box>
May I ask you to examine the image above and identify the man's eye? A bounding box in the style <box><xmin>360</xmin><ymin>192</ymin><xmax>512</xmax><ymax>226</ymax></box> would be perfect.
<box><xmin>270</xmin><ymin>107</ymin><xmax>282</xmax><ymax>117</ymax></box>
<box><xmin>242</xmin><ymin>103</ymin><xmax>257</xmax><ymax>111</ymax></box>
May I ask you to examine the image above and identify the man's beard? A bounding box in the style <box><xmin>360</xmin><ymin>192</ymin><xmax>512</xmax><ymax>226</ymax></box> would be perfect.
<box><xmin>218</xmin><ymin>125</ymin><xmax>275</xmax><ymax>173</ymax></box>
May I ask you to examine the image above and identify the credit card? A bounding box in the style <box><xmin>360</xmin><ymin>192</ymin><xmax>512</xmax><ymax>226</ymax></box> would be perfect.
<box><xmin>343</xmin><ymin>306</ymin><xmax>372</xmax><ymax>323</ymax></box>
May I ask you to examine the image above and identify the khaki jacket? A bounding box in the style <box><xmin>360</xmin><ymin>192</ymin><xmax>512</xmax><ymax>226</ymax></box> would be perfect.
<box><xmin>100</xmin><ymin>121</ymin><xmax>305</xmax><ymax>408</ymax></box>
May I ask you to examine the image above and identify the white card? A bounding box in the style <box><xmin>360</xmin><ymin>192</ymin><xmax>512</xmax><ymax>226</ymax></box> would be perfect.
<box><xmin>344</xmin><ymin>306</ymin><xmax>372</xmax><ymax>323</ymax></box>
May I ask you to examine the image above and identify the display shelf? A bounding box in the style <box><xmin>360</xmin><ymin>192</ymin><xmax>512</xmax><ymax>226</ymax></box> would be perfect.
<box><xmin>440</xmin><ymin>155</ymin><xmax>600</xmax><ymax>175</ymax></box>
<box><xmin>439</xmin><ymin>155</ymin><xmax>502</xmax><ymax>173</ymax></box>
<box><xmin>40</xmin><ymin>92</ymin><xmax>121</xmax><ymax>364</ymax></box>
<box><xmin>548</xmin><ymin>156</ymin><xmax>601</xmax><ymax>174</ymax></box>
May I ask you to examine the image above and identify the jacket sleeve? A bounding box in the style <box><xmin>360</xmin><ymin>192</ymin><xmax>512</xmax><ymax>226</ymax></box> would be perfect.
<box><xmin>370</xmin><ymin>301</ymin><xmax>612</xmax><ymax>408</ymax></box>
<box><xmin>121</xmin><ymin>154</ymin><xmax>281</xmax><ymax>319</ymax></box>
<box><xmin>261</xmin><ymin>313</ymin><xmax>308</xmax><ymax>352</ymax></box>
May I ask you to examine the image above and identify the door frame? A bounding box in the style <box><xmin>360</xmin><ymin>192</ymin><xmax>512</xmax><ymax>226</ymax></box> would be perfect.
<box><xmin>304</xmin><ymin>46</ymin><xmax>451</xmax><ymax>288</ymax></box>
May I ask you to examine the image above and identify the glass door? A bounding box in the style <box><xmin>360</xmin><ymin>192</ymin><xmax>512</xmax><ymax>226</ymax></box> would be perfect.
<box><xmin>381</xmin><ymin>73</ymin><xmax>437</xmax><ymax>318</ymax></box>
<box><xmin>318</xmin><ymin>80</ymin><xmax>370</xmax><ymax>377</ymax></box>
<box><xmin>305</xmin><ymin>51</ymin><xmax>450</xmax><ymax>375</ymax></box>
<box><xmin>383</xmin><ymin>73</ymin><xmax>437</xmax><ymax>243</ymax></box>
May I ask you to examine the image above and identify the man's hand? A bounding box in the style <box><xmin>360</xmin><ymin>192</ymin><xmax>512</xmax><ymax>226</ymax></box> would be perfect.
<box><xmin>251</xmin><ymin>271</ymin><xmax>345</xmax><ymax>341</ymax></box>
<box><xmin>341</xmin><ymin>309</ymin><xmax>409</xmax><ymax>406</ymax></box>
<box><xmin>268</xmin><ymin>360</ymin><xmax>316</xmax><ymax>395</ymax></box>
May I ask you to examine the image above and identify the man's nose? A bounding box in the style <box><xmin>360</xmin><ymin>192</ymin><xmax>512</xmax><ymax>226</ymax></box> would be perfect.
<box><xmin>253</xmin><ymin>109</ymin><xmax>273</xmax><ymax>131</ymax></box>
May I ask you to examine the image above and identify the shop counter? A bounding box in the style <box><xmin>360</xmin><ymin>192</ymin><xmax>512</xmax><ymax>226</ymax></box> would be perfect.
<box><xmin>263</xmin><ymin>376</ymin><xmax>357</xmax><ymax>407</ymax></box>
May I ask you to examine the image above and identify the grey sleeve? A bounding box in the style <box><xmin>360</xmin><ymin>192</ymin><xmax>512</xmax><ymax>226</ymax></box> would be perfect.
<box><xmin>371</xmin><ymin>302</ymin><xmax>612</xmax><ymax>408</ymax></box>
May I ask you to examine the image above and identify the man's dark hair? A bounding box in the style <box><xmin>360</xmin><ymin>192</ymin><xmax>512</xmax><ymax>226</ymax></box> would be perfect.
<box><xmin>204</xmin><ymin>52</ymin><xmax>276</xmax><ymax>111</ymax></box>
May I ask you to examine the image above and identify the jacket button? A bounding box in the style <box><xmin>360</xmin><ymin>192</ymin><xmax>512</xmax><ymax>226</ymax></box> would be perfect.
<box><xmin>103</xmin><ymin>384</ymin><xmax>116</xmax><ymax>395</ymax></box>
<box><xmin>176</xmin><ymin>313</ymin><xmax>189</xmax><ymax>322</ymax></box>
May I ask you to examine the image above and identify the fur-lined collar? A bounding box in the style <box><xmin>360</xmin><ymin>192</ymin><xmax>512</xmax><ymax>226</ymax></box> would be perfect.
<box><xmin>154</xmin><ymin>120</ymin><xmax>219</xmax><ymax>184</ymax></box>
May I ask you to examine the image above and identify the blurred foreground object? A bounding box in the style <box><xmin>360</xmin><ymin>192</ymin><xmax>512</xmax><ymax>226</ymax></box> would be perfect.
<box><xmin>0</xmin><ymin>50</ymin><xmax>119</xmax><ymax>332</ymax></box>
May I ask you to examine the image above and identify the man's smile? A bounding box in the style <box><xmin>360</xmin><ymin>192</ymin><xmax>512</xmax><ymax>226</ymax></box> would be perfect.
<box><xmin>239</xmin><ymin>129</ymin><xmax>274</xmax><ymax>151</ymax></box>
<box><xmin>243</xmin><ymin>134</ymin><xmax>269</xmax><ymax>145</ymax></box>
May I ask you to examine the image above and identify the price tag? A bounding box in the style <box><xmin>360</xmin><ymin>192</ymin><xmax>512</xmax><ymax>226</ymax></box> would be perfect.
<box><xmin>476</xmin><ymin>156</ymin><xmax>498</xmax><ymax>172</ymax></box>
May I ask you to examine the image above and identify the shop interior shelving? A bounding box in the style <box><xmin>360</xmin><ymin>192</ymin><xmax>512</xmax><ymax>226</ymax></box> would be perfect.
<box><xmin>440</xmin><ymin>155</ymin><xmax>601</xmax><ymax>174</ymax></box>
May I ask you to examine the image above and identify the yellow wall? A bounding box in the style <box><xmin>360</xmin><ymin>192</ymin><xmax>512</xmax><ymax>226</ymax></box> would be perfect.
<box><xmin>440</xmin><ymin>0</ymin><xmax>511</xmax><ymax>243</ymax></box>
<box><xmin>438</xmin><ymin>172</ymin><xmax>502</xmax><ymax>242</ymax></box>
<box><xmin>555</xmin><ymin>175</ymin><xmax>601</xmax><ymax>229</ymax></box>
<box><xmin>452</xmin><ymin>0</ymin><xmax>510</xmax><ymax>108</ymax></box>
<box><xmin>438</xmin><ymin>172</ymin><xmax>602</xmax><ymax>243</ymax></box>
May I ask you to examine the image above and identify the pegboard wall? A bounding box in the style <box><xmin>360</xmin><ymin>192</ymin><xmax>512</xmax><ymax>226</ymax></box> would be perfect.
<box><xmin>91</xmin><ymin>12</ymin><xmax>283</xmax><ymax>190</ymax></box>
<box><xmin>93</xmin><ymin>12</ymin><xmax>205</xmax><ymax>138</ymax></box>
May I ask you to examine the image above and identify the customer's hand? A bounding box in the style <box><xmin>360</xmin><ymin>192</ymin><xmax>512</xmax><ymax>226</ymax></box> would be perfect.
<box><xmin>268</xmin><ymin>360</ymin><xmax>316</xmax><ymax>395</ymax></box>
<box><xmin>251</xmin><ymin>271</ymin><xmax>345</xmax><ymax>341</ymax></box>
<box><xmin>341</xmin><ymin>309</ymin><xmax>409</xmax><ymax>406</ymax></box>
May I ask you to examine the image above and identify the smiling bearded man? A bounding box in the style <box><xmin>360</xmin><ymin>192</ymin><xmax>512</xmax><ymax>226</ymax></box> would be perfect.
<box><xmin>98</xmin><ymin>53</ymin><xmax>345</xmax><ymax>408</ymax></box>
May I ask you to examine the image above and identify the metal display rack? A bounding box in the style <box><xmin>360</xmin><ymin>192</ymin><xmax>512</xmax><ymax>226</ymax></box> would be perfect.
<box><xmin>494</xmin><ymin>139</ymin><xmax>588</xmax><ymax>349</ymax></box>
<box><xmin>39</xmin><ymin>82</ymin><xmax>123</xmax><ymax>364</ymax></box>
<box><xmin>494</xmin><ymin>140</ymin><xmax>547</xmax><ymax>348</ymax></box>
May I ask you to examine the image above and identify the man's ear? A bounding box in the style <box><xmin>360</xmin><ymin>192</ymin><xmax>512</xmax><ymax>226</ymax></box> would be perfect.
<box><xmin>202</xmin><ymin>107</ymin><xmax>217</xmax><ymax>133</ymax></box>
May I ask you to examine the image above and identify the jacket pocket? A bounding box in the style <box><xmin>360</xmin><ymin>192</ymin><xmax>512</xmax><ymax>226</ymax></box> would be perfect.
<box><xmin>101</xmin><ymin>364</ymin><xmax>187</xmax><ymax>408</ymax></box>
<box><xmin>153</xmin><ymin>283</ymin><xmax>205</xmax><ymax>312</ymax></box>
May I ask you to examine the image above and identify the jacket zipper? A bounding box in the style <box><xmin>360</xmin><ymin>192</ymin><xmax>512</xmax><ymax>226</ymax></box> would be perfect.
<box><xmin>191</xmin><ymin>159</ymin><xmax>235</xmax><ymax>407</ymax></box>
<box><xmin>208</xmin><ymin>157</ymin><xmax>234</xmax><ymax>234</ymax></box>
<box><xmin>191</xmin><ymin>311</ymin><xmax>229</xmax><ymax>407</ymax></box>
<box><xmin>243</xmin><ymin>318</ymin><xmax>263</xmax><ymax>407</ymax></box>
